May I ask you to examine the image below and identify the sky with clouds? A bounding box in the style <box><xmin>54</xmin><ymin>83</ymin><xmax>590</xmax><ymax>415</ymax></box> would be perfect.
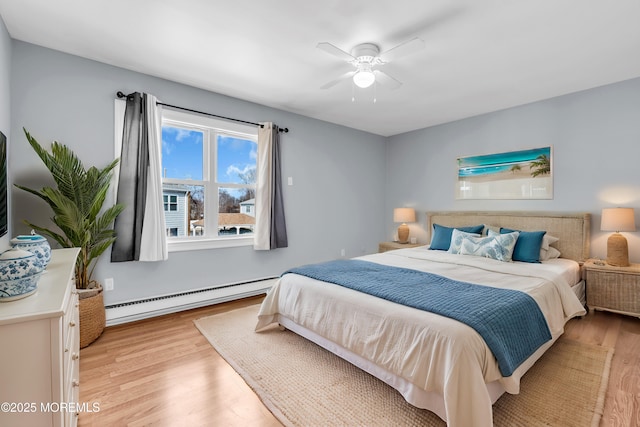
<box><xmin>161</xmin><ymin>126</ymin><xmax>256</xmax><ymax>184</ymax></box>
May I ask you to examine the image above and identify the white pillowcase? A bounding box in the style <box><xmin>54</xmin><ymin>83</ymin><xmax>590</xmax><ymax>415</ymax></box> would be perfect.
<box><xmin>541</xmin><ymin>234</ymin><xmax>559</xmax><ymax>251</ymax></box>
<box><xmin>540</xmin><ymin>246</ymin><xmax>561</xmax><ymax>261</ymax></box>
<box><xmin>458</xmin><ymin>231</ymin><xmax>520</xmax><ymax>262</ymax></box>
<box><xmin>540</xmin><ymin>234</ymin><xmax>560</xmax><ymax>260</ymax></box>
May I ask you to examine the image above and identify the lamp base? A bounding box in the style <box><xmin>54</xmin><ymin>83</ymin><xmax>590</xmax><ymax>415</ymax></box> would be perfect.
<box><xmin>397</xmin><ymin>223</ymin><xmax>409</xmax><ymax>244</ymax></box>
<box><xmin>606</xmin><ymin>232</ymin><xmax>630</xmax><ymax>267</ymax></box>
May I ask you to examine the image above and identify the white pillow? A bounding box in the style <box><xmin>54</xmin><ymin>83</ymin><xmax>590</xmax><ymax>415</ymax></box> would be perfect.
<box><xmin>541</xmin><ymin>234</ymin><xmax>559</xmax><ymax>250</ymax></box>
<box><xmin>448</xmin><ymin>229</ymin><xmax>482</xmax><ymax>254</ymax></box>
<box><xmin>540</xmin><ymin>246</ymin><xmax>561</xmax><ymax>261</ymax></box>
<box><xmin>459</xmin><ymin>231</ymin><xmax>520</xmax><ymax>262</ymax></box>
<box><xmin>539</xmin><ymin>234</ymin><xmax>560</xmax><ymax>260</ymax></box>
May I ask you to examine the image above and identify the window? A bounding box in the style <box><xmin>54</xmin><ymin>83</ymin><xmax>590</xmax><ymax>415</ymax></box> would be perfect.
<box><xmin>160</xmin><ymin>108</ymin><xmax>258</xmax><ymax>251</ymax></box>
<box><xmin>163</xmin><ymin>195</ymin><xmax>178</xmax><ymax>211</ymax></box>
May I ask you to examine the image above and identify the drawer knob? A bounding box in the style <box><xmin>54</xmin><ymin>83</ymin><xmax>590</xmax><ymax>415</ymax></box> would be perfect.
<box><xmin>72</xmin><ymin>353</ymin><xmax>79</xmax><ymax>360</ymax></box>
<box><xmin>65</xmin><ymin>348</ymin><xmax>69</xmax><ymax>353</ymax></box>
<box><xmin>69</xmin><ymin>321</ymin><xmax>76</xmax><ymax>327</ymax></box>
<box><xmin>72</xmin><ymin>380</ymin><xmax>79</xmax><ymax>387</ymax></box>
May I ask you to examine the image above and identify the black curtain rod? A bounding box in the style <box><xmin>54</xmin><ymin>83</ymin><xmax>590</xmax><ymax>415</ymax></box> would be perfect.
<box><xmin>116</xmin><ymin>91</ymin><xmax>289</xmax><ymax>133</ymax></box>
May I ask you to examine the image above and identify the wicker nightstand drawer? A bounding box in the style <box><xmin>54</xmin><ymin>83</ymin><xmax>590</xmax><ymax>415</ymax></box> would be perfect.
<box><xmin>584</xmin><ymin>259</ymin><xmax>640</xmax><ymax>318</ymax></box>
<box><xmin>378</xmin><ymin>241</ymin><xmax>422</xmax><ymax>253</ymax></box>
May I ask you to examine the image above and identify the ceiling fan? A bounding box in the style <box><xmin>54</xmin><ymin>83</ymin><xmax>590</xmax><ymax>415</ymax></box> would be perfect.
<box><xmin>317</xmin><ymin>37</ymin><xmax>425</xmax><ymax>90</ymax></box>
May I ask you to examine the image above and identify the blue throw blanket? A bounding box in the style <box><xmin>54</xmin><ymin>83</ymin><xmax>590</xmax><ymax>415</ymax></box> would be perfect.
<box><xmin>284</xmin><ymin>259</ymin><xmax>552</xmax><ymax>377</ymax></box>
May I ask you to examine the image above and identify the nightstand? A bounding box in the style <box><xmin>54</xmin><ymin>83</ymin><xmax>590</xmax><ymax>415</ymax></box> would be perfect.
<box><xmin>378</xmin><ymin>241</ymin><xmax>422</xmax><ymax>253</ymax></box>
<box><xmin>584</xmin><ymin>259</ymin><xmax>640</xmax><ymax>318</ymax></box>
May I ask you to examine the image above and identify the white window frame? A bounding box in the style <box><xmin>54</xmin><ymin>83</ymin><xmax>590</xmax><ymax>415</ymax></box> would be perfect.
<box><xmin>163</xmin><ymin>194</ymin><xmax>178</xmax><ymax>211</ymax></box>
<box><xmin>161</xmin><ymin>108</ymin><xmax>258</xmax><ymax>252</ymax></box>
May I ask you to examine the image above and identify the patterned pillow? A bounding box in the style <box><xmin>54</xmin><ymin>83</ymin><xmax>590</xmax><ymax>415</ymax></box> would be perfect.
<box><xmin>448</xmin><ymin>229</ymin><xmax>482</xmax><ymax>254</ymax></box>
<box><xmin>459</xmin><ymin>231</ymin><xmax>520</xmax><ymax>262</ymax></box>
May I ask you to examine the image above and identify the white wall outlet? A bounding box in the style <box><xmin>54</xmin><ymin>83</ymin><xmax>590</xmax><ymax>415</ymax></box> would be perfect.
<box><xmin>340</xmin><ymin>248</ymin><xmax>346</xmax><ymax>257</ymax></box>
<box><xmin>287</xmin><ymin>176</ymin><xmax>293</xmax><ymax>186</ymax></box>
<box><xmin>104</xmin><ymin>277</ymin><xmax>114</xmax><ymax>291</ymax></box>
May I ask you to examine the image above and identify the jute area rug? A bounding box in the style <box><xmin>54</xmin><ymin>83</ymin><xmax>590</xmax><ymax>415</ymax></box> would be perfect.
<box><xmin>194</xmin><ymin>305</ymin><xmax>613</xmax><ymax>427</ymax></box>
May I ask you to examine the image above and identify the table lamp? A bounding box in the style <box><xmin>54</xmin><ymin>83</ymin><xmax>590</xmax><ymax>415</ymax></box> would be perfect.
<box><xmin>393</xmin><ymin>208</ymin><xmax>416</xmax><ymax>244</ymax></box>
<box><xmin>601</xmin><ymin>207</ymin><xmax>636</xmax><ymax>267</ymax></box>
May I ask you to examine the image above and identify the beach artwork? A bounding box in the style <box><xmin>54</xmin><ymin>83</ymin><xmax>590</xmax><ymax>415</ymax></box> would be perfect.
<box><xmin>456</xmin><ymin>146</ymin><xmax>552</xmax><ymax>199</ymax></box>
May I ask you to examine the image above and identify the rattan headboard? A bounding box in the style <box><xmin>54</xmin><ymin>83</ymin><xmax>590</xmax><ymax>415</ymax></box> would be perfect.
<box><xmin>426</xmin><ymin>211</ymin><xmax>591</xmax><ymax>263</ymax></box>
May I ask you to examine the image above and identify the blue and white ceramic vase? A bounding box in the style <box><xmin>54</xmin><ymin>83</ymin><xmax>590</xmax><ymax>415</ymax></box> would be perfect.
<box><xmin>0</xmin><ymin>248</ymin><xmax>44</xmax><ymax>301</ymax></box>
<box><xmin>11</xmin><ymin>232</ymin><xmax>52</xmax><ymax>269</ymax></box>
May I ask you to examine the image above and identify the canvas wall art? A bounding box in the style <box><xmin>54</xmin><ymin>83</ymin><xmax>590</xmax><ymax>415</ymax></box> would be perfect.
<box><xmin>456</xmin><ymin>146</ymin><xmax>552</xmax><ymax>199</ymax></box>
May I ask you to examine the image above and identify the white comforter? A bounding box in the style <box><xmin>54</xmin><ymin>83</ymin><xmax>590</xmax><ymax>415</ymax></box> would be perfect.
<box><xmin>256</xmin><ymin>247</ymin><xmax>586</xmax><ymax>427</ymax></box>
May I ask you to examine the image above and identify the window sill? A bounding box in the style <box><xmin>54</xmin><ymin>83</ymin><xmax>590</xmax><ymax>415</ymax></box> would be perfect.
<box><xmin>168</xmin><ymin>236</ymin><xmax>254</xmax><ymax>252</ymax></box>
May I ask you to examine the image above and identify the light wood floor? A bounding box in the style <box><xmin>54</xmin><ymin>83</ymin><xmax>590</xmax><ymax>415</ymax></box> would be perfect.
<box><xmin>79</xmin><ymin>296</ymin><xmax>640</xmax><ymax>427</ymax></box>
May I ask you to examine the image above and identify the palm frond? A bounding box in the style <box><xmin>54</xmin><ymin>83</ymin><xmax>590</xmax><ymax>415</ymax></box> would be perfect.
<box><xmin>23</xmin><ymin>221</ymin><xmax>71</xmax><ymax>248</ymax></box>
<box><xmin>16</xmin><ymin>129</ymin><xmax>125</xmax><ymax>289</ymax></box>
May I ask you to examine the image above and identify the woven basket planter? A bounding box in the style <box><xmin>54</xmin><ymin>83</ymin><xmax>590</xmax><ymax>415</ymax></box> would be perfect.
<box><xmin>79</xmin><ymin>286</ymin><xmax>106</xmax><ymax>348</ymax></box>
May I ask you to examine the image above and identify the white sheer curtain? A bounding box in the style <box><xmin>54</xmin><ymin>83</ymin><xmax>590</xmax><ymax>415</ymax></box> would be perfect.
<box><xmin>139</xmin><ymin>95</ymin><xmax>167</xmax><ymax>261</ymax></box>
<box><xmin>111</xmin><ymin>92</ymin><xmax>168</xmax><ymax>262</ymax></box>
<box><xmin>254</xmin><ymin>122</ymin><xmax>288</xmax><ymax>250</ymax></box>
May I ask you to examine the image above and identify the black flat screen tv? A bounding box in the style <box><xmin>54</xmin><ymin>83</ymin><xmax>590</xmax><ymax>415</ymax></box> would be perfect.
<box><xmin>0</xmin><ymin>131</ymin><xmax>7</xmax><ymax>237</ymax></box>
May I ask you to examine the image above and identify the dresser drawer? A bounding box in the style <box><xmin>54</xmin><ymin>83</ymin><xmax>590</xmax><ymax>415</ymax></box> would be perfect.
<box><xmin>63</xmin><ymin>289</ymin><xmax>80</xmax><ymax>403</ymax></box>
<box><xmin>63</xmin><ymin>291</ymin><xmax>79</xmax><ymax>349</ymax></box>
<box><xmin>64</xmin><ymin>328</ymin><xmax>79</xmax><ymax>398</ymax></box>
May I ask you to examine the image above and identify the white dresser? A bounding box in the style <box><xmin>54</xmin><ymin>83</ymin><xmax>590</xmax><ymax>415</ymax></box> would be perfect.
<box><xmin>0</xmin><ymin>248</ymin><xmax>80</xmax><ymax>427</ymax></box>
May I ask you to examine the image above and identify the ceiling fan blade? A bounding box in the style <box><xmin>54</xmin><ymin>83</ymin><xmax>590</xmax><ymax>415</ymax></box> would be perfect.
<box><xmin>317</xmin><ymin>42</ymin><xmax>356</xmax><ymax>62</ymax></box>
<box><xmin>320</xmin><ymin>71</ymin><xmax>356</xmax><ymax>89</ymax></box>
<box><xmin>373</xmin><ymin>70</ymin><xmax>402</xmax><ymax>90</ymax></box>
<box><xmin>379</xmin><ymin>37</ymin><xmax>425</xmax><ymax>62</ymax></box>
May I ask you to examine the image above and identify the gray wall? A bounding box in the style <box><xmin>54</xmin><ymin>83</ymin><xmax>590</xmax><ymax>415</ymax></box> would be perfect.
<box><xmin>386</xmin><ymin>78</ymin><xmax>640</xmax><ymax>262</ymax></box>
<box><xmin>0</xmin><ymin>16</ymin><xmax>10</xmax><ymax>251</ymax></box>
<box><xmin>10</xmin><ymin>36</ymin><xmax>640</xmax><ymax>307</ymax></box>
<box><xmin>10</xmin><ymin>41</ymin><xmax>387</xmax><ymax>304</ymax></box>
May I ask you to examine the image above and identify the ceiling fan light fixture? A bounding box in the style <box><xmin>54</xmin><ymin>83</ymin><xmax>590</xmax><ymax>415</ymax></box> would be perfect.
<box><xmin>353</xmin><ymin>70</ymin><xmax>375</xmax><ymax>88</ymax></box>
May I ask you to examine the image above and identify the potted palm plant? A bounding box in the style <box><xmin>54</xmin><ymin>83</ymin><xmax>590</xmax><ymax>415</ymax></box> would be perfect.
<box><xmin>15</xmin><ymin>128</ymin><xmax>125</xmax><ymax>347</ymax></box>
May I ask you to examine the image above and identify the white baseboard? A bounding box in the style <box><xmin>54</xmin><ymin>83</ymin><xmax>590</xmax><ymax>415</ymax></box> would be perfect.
<box><xmin>105</xmin><ymin>277</ymin><xmax>277</xmax><ymax>326</ymax></box>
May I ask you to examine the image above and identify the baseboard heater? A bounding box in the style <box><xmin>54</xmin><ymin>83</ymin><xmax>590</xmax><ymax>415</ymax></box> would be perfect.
<box><xmin>104</xmin><ymin>276</ymin><xmax>278</xmax><ymax>326</ymax></box>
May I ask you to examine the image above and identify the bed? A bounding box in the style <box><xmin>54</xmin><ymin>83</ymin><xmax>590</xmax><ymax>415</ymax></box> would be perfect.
<box><xmin>256</xmin><ymin>211</ymin><xmax>591</xmax><ymax>427</ymax></box>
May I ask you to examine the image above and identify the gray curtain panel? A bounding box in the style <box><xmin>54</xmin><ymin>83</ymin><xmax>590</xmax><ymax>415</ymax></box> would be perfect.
<box><xmin>270</xmin><ymin>125</ymin><xmax>288</xmax><ymax>249</ymax></box>
<box><xmin>111</xmin><ymin>92</ymin><xmax>149</xmax><ymax>262</ymax></box>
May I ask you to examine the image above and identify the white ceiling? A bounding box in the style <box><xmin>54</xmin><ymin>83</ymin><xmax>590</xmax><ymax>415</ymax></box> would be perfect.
<box><xmin>1</xmin><ymin>0</ymin><xmax>640</xmax><ymax>137</ymax></box>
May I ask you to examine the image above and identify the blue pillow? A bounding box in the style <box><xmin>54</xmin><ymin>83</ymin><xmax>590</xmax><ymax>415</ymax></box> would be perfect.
<box><xmin>430</xmin><ymin>223</ymin><xmax>485</xmax><ymax>251</ymax></box>
<box><xmin>500</xmin><ymin>228</ymin><xmax>546</xmax><ymax>263</ymax></box>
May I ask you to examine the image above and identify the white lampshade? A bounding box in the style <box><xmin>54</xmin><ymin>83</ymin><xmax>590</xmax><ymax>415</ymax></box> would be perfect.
<box><xmin>601</xmin><ymin>208</ymin><xmax>636</xmax><ymax>232</ymax></box>
<box><xmin>393</xmin><ymin>208</ymin><xmax>416</xmax><ymax>223</ymax></box>
<box><xmin>353</xmin><ymin>70</ymin><xmax>375</xmax><ymax>88</ymax></box>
